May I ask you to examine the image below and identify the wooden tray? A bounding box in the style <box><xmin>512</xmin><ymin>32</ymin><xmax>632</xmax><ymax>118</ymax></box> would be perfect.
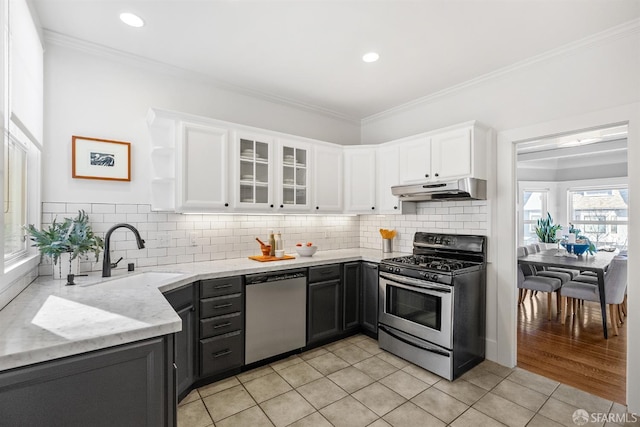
<box><xmin>248</xmin><ymin>255</ymin><xmax>296</xmax><ymax>262</ymax></box>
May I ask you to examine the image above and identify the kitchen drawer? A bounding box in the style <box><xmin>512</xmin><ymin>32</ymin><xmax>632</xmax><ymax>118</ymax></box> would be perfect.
<box><xmin>200</xmin><ymin>294</ymin><xmax>242</xmax><ymax>318</ymax></box>
<box><xmin>201</xmin><ymin>277</ymin><xmax>243</xmax><ymax>298</ymax></box>
<box><xmin>200</xmin><ymin>312</ymin><xmax>243</xmax><ymax>339</ymax></box>
<box><xmin>200</xmin><ymin>331</ymin><xmax>243</xmax><ymax>377</ymax></box>
<box><xmin>309</xmin><ymin>264</ymin><xmax>340</xmax><ymax>283</ymax></box>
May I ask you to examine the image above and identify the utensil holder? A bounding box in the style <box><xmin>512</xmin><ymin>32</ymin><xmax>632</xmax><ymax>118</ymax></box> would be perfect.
<box><xmin>382</xmin><ymin>239</ymin><xmax>393</xmax><ymax>253</ymax></box>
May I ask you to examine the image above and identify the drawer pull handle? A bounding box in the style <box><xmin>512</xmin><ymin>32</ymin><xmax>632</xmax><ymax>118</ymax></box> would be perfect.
<box><xmin>212</xmin><ymin>349</ymin><xmax>232</xmax><ymax>358</ymax></box>
<box><xmin>213</xmin><ymin>284</ymin><xmax>233</xmax><ymax>290</ymax></box>
<box><xmin>319</xmin><ymin>270</ymin><xmax>334</xmax><ymax>275</ymax></box>
<box><xmin>213</xmin><ymin>303</ymin><xmax>233</xmax><ymax>310</ymax></box>
<box><xmin>213</xmin><ymin>322</ymin><xmax>232</xmax><ymax>329</ymax></box>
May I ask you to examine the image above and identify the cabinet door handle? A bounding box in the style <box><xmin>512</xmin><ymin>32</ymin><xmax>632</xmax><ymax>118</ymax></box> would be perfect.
<box><xmin>394</xmin><ymin>206</ymin><xmax>398</xmax><ymax>210</ymax></box>
<box><xmin>280</xmin><ymin>204</ymin><xmax>284</xmax><ymax>208</ymax></box>
<box><xmin>316</xmin><ymin>206</ymin><xmax>319</xmax><ymax>210</ymax></box>
<box><xmin>224</xmin><ymin>203</ymin><xmax>229</xmax><ymax>207</ymax></box>
<box><xmin>270</xmin><ymin>204</ymin><xmax>274</xmax><ymax>208</ymax></box>
<box><xmin>213</xmin><ymin>322</ymin><xmax>232</xmax><ymax>329</ymax></box>
<box><xmin>213</xmin><ymin>284</ymin><xmax>233</xmax><ymax>290</ymax></box>
<box><xmin>213</xmin><ymin>303</ymin><xmax>233</xmax><ymax>310</ymax></box>
<box><xmin>212</xmin><ymin>349</ymin><xmax>232</xmax><ymax>358</ymax></box>
<box><xmin>435</xmin><ymin>173</ymin><xmax>439</xmax><ymax>177</ymax></box>
<box><xmin>425</xmin><ymin>174</ymin><xmax>429</xmax><ymax>178</ymax></box>
<box><xmin>190</xmin><ymin>307</ymin><xmax>196</xmax><ymax>312</ymax></box>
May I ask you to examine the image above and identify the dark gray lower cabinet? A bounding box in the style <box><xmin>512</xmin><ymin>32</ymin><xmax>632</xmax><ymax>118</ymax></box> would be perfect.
<box><xmin>307</xmin><ymin>264</ymin><xmax>342</xmax><ymax>344</ymax></box>
<box><xmin>361</xmin><ymin>262</ymin><xmax>379</xmax><ymax>334</ymax></box>
<box><xmin>164</xmin><ymin>284</ymin><xmax>196</xmax><ymax>400</ymax></box>
<box><xmin>342</xmin><ymin>262</ymin><xmax>361</xmax><ymax>331</ymax></box>
<box><xmin>0</xmin><ymin>337</ymin><xmax>174</xmax><ymax>427</ymax></box>
<box><xmin>199</xmin><ymin>277</ymin><xmax>244</xmax><ymax>378</ymax></box>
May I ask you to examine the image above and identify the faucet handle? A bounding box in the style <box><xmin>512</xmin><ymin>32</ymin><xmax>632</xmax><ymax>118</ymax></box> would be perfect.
<box><xmin>110</xmin><ymin>257</ymin><xmax>124</xmax><ymax>268</ymax></box>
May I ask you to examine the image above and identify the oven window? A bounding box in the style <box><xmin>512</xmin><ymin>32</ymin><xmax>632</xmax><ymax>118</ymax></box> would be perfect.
<box><xmin>387</xmin><ymin>285</ymin><xmax>442</xmax><ymax>331</ymax></box>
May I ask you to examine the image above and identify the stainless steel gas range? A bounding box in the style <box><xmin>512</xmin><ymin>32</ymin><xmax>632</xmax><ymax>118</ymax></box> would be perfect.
<box><xmin>378</xmin><ymin>232</ymin><xmax>486</xmax><ymax>381</ymax></box>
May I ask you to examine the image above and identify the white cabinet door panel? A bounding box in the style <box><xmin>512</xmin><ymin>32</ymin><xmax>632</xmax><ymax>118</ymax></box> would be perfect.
<box><xmin>431</xmin><ymin>128</ymin><xmax>471</xmax><ymax>180</ymax></box>
<box><xmin>398</xmin><ymin>136</ymin><xmax>431</xmax><ymax>184</ymax></box>
<box><xmin>177</xmin><ymin>123</ymin><xmax>229</xmax><ymax>211</ymax></box>
<box><xmin>344</xmin><ymin>148</ymin><xmax>376</xmax><ymax>213</ymax></box>
<box><xmin>313</xmin><ymin>144</ymin><xmax>343</xmax><ymax>212</ymax></box>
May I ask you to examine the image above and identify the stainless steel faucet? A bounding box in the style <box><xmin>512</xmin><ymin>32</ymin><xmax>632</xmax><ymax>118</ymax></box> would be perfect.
<box><xmin>102</xmin><ymin>223</ymin><xmax>146</xmax><ymax>277</ymax></box>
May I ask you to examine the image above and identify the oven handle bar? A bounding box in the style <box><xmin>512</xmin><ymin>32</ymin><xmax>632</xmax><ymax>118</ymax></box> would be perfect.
<box><xmin>380</xmin><ymin>272</ymin><xmax>452</xmax><ymax>293</ymax></box>
<box><xmin>379</xmin><ymin>325</ymin><xmax>450</xmax><ymax>357</ymax></box>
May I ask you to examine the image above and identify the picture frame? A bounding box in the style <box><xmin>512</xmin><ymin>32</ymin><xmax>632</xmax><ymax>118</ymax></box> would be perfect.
<box><xmin>72</xmin><ymin>136</ymin><xmax>131</xmax><ymax>181</ymax></box>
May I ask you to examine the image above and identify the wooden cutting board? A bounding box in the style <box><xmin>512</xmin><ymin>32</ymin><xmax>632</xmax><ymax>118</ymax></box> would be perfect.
<box><xmin>248</xmin><ymin>255</ymin><xmax>296</xmax><ymax>262</ymax></box>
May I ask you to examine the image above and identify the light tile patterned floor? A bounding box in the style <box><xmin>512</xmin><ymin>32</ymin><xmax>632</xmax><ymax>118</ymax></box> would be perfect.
<box><xmin>178</xmin><ymin>334</ymin><xmax>636</xmax><ymax>426</ymax></box>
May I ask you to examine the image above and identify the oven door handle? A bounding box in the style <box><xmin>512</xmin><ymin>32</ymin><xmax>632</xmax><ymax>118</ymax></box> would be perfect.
<box><xmin>380</xmin><ymin>272</ymin><xmax>451</xmax><ymax>293</ymax></box>
<box><xmin>379</xmin><ymin>325</ymin><xmax>450</xmax><ymax>358</ymax></box>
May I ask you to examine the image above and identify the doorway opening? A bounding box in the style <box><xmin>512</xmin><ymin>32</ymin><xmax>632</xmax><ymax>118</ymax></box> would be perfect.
<box><xmin>515</xmin><ymin>123</ymin><xmax>628</xmax><ymax>404</ymax></box>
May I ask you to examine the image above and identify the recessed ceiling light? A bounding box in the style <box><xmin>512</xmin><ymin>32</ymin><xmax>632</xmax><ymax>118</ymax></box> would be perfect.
<box><xmin>120</xmin><ymin>12</ymin><xmax>144</xmax><ymax>28</ymax></box>
<box><xmin>362</xmin><ymin>52</ymin><xmax>379</xmax><ymax>63</ymax></box>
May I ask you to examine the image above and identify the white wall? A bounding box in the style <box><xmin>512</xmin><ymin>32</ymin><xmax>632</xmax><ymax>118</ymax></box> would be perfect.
<box><xmin>361</xmin><ymin>26</ymin><xmax>640</xmax><ymax>144</ymax></box>
<box><xmin>42</xmin><ymin>42</ymin><xmax>361</xmax><ymax>205</ymax></box>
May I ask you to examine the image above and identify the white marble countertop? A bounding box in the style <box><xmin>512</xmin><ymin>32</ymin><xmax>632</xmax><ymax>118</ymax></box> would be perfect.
<box><xmin>0</xmin><ymin>248</ymin><xmax>407</xmax><ymax>372</ymax></box>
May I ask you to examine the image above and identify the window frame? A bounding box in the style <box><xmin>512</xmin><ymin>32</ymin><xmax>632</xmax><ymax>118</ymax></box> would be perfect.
<box><xmin>567</xmin><ymin>184</ymin><xmax>628</xmax><ymax>249</ymax></box>
<box><xmin>520</xmin><ymin>188</ymin><xmax>550</xmax><ymax>245</ymax></box>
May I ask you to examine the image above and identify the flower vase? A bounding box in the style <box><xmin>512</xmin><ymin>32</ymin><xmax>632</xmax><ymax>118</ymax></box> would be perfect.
<box><xmin>53</xmin><ymin>252</ymin><xmax>80</xmax><ymax>279</ymax></box>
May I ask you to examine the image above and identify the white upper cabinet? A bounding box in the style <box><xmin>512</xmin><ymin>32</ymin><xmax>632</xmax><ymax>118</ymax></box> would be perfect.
<box><xmin>313</xmin><ymin>143</ymin><xmax>343</xmax><ymax>213</ymax></box>
<box><xmin>398</xmin><ymin>136</ymin><xmax>431</xmax><ymax>184</ymax></box>
<box><xmin>147</xmin><ymin>109</ymin><xmax>491</xmax><ymax>213</ymax></box>
<box><xmin>233</xmin><ymin>131</ymin><xmax>275</xmax><ymax>211</ymax></box>
<box><xmin>9</xmin><ymin>0</ymin><xmax>43</xmax><ymax>144</ymax></box>
<box><xmin>277</xmin><ymin>138</ymin><xmax>310</xmax><ymax>212</ymax></box>
<box><xmin>397</xmin><ymin>122</ymin><xmax>489</xmax><ymax>184</ymax></box>
<box><xmin>344</xmin><ymin>147</ymin><xmax>377</xmax><ymax>214</ymax></box>
<box><xmin>431</xmin><ymin>127</ymin><xmax>471</xmax><ymax>180</ymax></box>
<box><xmin>177</xmin><ymin>122</ymin><xmax>230</xmax><ymax>212</ymax></box>
<box><xmin>376</xmin><ymin>144</ymin><xmax>415</xmax><ymax>215</ymax></box>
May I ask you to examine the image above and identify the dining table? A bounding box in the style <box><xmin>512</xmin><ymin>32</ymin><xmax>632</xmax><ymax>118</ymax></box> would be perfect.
<box><xmin>517</xmin><ymin>248</ymin><xmax>619</xmax><ymax>339</ymax></box>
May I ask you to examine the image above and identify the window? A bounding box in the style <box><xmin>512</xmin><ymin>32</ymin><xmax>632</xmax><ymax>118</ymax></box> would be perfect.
<box><xmin>521</xmin><ymin>190</ymin><xmax>548</xmax><ymax>245</ymax></box>
<box><xmin>568</xmin><ymin>186</ymin><xmax>628</xmax><ymax>249</ymax></box>
<box><xmin>3</xmin><ymin>135</ymin><xmax>28</xmax><ymax>261</ymax></box>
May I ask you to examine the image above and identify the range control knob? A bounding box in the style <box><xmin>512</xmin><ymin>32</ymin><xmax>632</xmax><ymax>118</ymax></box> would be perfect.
<box><xmin>394</xmin><ymin>268</ymin><xmax>401</xmax><ymax>273</ymax></box>
<box><xmin>431</xmin><ymin>274</ymin><xmax>439</xmax><ymax>281</ymax></box>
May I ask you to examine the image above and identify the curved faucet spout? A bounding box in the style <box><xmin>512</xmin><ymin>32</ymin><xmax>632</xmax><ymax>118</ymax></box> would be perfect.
<box><xmin>102</xmin><ymin>223</ymin><xmax>146</xmax><ymax>277</ymax></box>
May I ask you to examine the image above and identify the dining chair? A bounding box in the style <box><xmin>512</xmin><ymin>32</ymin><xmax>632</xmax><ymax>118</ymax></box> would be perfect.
<box><xmin>517</xmin><ymin>246</ymin><xmax>562</xmax><ymax>320</ymax></box>
<box><xmin>522</xmin><ymin>246</ymin><xmax>572</xmax><ymax>284</ymax></box>
<box><xmin>560</xmin><ymin>256</ymin><xmax>627</xmax><ymax>336</ymax></box>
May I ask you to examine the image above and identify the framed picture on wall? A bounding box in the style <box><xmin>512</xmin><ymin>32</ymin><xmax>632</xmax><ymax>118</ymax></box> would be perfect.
<box><xmin>72</xmin><ymin>136</ymin><xmax>131</xmax><ymax>181</ymax></box>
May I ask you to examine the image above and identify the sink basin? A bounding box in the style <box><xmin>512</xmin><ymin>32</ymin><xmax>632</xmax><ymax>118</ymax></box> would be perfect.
<box><xmin>80</xmin><ymin>271</ymin><xmax>185</xmax><ymax>287</ymax></box>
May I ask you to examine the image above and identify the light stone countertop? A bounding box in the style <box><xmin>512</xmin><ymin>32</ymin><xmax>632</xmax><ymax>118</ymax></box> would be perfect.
<box><xmin>0</xmin><ymin>248</ymin><xmax>407</xmax><ymax>372</ymax></box>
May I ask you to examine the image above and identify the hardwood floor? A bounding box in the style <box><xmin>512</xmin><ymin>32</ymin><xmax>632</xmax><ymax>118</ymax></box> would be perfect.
<box><xmin>517</xmin><ymin>291</ymin><xmax>627</xmax><ymax>404</ymax></box>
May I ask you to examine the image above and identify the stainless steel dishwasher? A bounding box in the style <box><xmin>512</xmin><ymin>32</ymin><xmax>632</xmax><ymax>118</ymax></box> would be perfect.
<box><xmin>245</xmin><ymin>269</ymin><xmax>307</xmax><ymax>364</ymax></box>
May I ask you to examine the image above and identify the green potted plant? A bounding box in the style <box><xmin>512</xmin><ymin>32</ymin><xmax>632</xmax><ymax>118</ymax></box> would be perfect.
<box><xmin>25</xmin><ymin>210</ymin><xmax>104</xmax><ymax>278</ymax></box>
<box><xmin>535</xmin><ymin>213</ymin><xmax>562</xmax><ymax>244</ymax></box>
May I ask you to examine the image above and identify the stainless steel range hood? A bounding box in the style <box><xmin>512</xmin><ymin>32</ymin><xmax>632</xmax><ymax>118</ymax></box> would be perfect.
<box><xmin>391</xmin><ymin>177</ymin><xmax>486</xmax><ymax>202</ymax></box>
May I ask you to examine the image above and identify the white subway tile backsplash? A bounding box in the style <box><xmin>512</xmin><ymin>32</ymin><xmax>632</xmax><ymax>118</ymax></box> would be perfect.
<box><xmin>43</xmin><ymin>202</ymin><xmax>66</xmax><ymax>213</ymax></box>
<box><xmin>40</xmin><ymin>200</ymin><xmax>485</xmax><ymax>275</ymax></box>
<box><xmin>91</xmin><ymin>203</ymin><xmax>116</xmax><ymax>214</ymax></box>
<box><xmin>116</xmin><ymin>204</ymin><xmax>139</xmax><ymax>214</ymax></box>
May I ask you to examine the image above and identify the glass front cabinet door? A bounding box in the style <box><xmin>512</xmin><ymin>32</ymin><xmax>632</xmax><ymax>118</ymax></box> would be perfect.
<box><xmin>278</xmin><ymin>139</ymin><xmax>309</xmax><ymax>211</ymax></box>
<box><xmin>235</xmin><ymin>132</ymin><xmax>274</xmax><ymax>210</ymax></box>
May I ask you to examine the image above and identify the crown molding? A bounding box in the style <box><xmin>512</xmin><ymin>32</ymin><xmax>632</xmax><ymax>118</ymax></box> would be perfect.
<box><xmin>362</xmin><ymin>18</ymin><xmax>640</xmax><ymax>125</ymax></box>
<box><xmin>43</xmin><ymin>30</ymin><xmax>360</xmax><ymax>125</ymax></box>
